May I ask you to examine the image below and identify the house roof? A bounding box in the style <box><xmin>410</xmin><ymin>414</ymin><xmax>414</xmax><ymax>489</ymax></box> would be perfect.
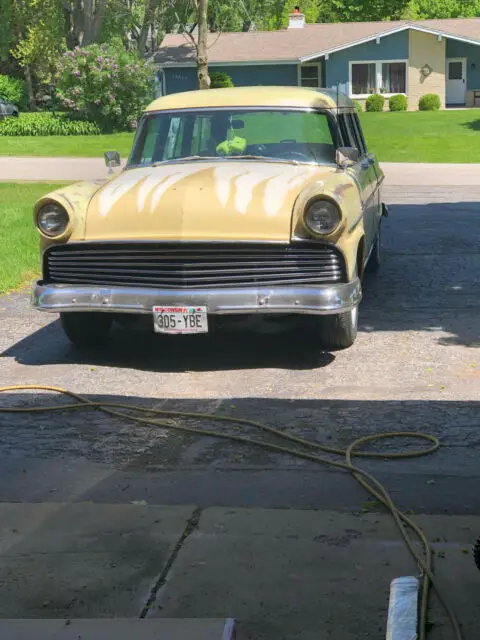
<box><xmin>155</xmin><ymin>18</ymin><xmax>480</xmax><ymax>66</ymax></box>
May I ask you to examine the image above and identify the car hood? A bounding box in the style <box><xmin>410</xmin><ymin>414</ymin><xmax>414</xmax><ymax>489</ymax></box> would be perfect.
<box><xmin>83</xmin><ymin>162</ymin><xmax>336</xmax><ymax>242</ymax></box>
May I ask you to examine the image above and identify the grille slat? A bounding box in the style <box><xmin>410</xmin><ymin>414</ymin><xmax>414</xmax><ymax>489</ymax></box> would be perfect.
<box><xmin>45</xmin><ymin>242</ymin><xmax>347</xmax><ymax>289</ymax></box>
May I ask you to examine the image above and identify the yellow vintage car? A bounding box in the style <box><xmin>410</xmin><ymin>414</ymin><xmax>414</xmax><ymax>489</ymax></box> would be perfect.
<box><xmin>32</xmin><ymin>86</ymin><xmax>387</xmax><ymax>350</ymax></box>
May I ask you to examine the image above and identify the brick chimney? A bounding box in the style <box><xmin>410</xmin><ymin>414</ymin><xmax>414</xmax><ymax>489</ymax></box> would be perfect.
<box><xmin>288</xmin><ymin>6</ymin><xmax>305</xmax><ymax>28</ymax></box>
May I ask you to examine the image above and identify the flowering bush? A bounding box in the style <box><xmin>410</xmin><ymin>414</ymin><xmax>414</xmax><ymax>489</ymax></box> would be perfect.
<box><xmin>55</xmin><ymin>40</ymin><xmax>155</xmax><ymax>132</ymax></box>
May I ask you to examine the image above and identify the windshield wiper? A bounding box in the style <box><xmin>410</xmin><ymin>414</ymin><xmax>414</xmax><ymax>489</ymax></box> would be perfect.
<box><xmin>150</xmin><ymin>155</ymin><xmax>305</xmax><ymax>167</ymax></box>
<box><xmin>151</xmin><ymin>156</ymin><xmax>219</xmax><ymax>167</ymax></box>
<box><xmin>227</xmin><ymin>155</ymin><xmax>302</xmax><ymax>165</ymax></box>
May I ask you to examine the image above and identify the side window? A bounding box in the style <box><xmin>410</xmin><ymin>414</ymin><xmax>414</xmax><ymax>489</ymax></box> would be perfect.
<box><xmin>345</xmin><ymin>113</ymin><xmax>364</xmax><ymax>157</ymax></box>
<box><xmin>337</xmin><ymin>114</ymin><xmax>353</xmax><ymax>147</ymax></box>
<box><xmin>351</xmin><ymin>113</ymin><xmax>367</xmax><ymax>155</ymax></box>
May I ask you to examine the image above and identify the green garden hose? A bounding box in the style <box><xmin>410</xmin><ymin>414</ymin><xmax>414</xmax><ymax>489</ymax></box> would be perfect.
<box><xmin>0</xmin><ymin>384</ymin><xmax>463</xmax><ymax>640</ymax></box>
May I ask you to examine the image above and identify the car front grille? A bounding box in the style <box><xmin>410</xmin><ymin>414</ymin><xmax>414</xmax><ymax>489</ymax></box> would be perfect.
<box><xmin>44</xmin><ymin>242</ymin><xmax>347</xmax><ymax>289</ymax></box>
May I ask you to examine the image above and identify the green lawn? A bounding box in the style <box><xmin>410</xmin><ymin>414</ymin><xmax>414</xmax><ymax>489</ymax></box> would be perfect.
<box><xmin>0</xmin><ymin>133</ymin><xmax>134</xmax><ymax>157</ymax></box>
<box><xmin>0</xmin><ymin>183</ymin><xmax>68</xmax><ymax>293</ymax></box>
<box><xmin>0</xmin><ymin>109</ymin><xmax>479</xmax><ymax>162</ymax></box>
<box><xmin>360</xmin><ymin>109</ymin><xmax>480</xmax><ymax>163</ymax></box>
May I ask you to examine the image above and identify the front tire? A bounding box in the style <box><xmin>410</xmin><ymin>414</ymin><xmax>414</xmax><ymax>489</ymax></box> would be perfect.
<box><xmin>317</xmin><ymin>306</ymin><xmax>358</xmax><ymax>350</ymax></box>
<box><xmin>60</xmin><ymin>312</ymin><xmax>112</xmax><ymax>348</ymax></box>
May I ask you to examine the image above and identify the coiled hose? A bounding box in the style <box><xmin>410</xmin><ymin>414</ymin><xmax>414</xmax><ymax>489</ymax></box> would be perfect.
<box><xmin>0</xmin><ymin>384</ymin><xmax>463</xmax><ymax>640</ymax></box>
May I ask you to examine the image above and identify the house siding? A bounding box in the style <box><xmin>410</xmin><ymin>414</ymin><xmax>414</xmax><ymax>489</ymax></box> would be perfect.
<box><xmin>325</xmin><ymin>30</ymin><xmax>409</xmax><ymax>93</ymax></box>
<box><xmin>408</xmin><ymin>30</ymin><xmax>446</xmax><ymax>109</ymax></box>
<box><xmin>161</xmin><ymin>64</ymin><xmax>298</xmax><ymax>96</ymax></box>
<box><xmin>446</xmin><ymin>39</ymin><xmax>480</xmax><ymax>106</ymax></box>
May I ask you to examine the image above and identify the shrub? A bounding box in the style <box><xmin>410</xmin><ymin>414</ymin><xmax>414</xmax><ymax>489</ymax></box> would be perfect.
<box><xmin>56</xmin><ymin>39</ymin><xmax>155</xmax><ymax>132</ymax></box>
<box><xmin>353</xmin><ymin>99</ymin><xmax>363</xmax><ymax>114</ymax></box>
<box><xmin>0</xmin><ymin>112</ymin><xmax>100</xmax><ymax>136</ymax></box>
<box><xmin>0</xmin><ymin>75</ymin><xmax>27</xmax><ymax>109</ymax></box>
<box><xmin>209</xmin><ymin>72</ymin><xmax>234</xmax><ymax>89</ymax></box>
<box><xmin>389</xmin><ymin>94</ymin><xmax>408</xmax><ymax>112</ymax></box>
<box><xmin>418</xmin><ymin>93</ymin><xmax>441</xmax><ymax>111</ymax></box>
<box><xmin>365</xmin><ymin>93</ymin><xmax>385</xmax><ymax>112</ymax></box>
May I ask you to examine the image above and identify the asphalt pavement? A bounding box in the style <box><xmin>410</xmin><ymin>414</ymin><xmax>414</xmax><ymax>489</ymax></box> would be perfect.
<box><xmin>0</xmin><ymin>183</ymin><xmax>479</xmax><ymax>639</ymax></box>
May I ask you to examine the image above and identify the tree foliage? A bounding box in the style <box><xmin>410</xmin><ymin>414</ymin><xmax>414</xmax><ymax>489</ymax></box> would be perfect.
<box><xmin>0</xmin><ymin>74</ymin><xmax>26</xmax><ymax>106</ymax></box>
<box><xmin>1</xmin><ymin>0</ymin><xmax>480</xmax><ymax>110</ymax></box>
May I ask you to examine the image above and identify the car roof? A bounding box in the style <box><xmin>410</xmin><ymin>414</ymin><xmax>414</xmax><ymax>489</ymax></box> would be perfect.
<box><xmin>145</xmin><ymin>86</ymin><xmax>354</xmax><ymax>112</ymax></box>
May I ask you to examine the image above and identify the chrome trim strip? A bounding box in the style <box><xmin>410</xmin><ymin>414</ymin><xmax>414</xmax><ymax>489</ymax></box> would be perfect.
<box><xmin>50</xmin><ymin>239</ymin><xmax>290</xmax><ymax>247</ymax></box>
<box><xmin>32</xmin><ymin>279</ymin><xmax>362</xmax><ymax>316</ymax></box>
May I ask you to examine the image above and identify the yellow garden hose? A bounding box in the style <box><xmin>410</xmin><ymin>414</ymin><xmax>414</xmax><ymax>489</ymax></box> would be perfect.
<box><xmin>0</xmin><ymin>384</ymin><xmax>463</xmax><ymax>640</ymax></box>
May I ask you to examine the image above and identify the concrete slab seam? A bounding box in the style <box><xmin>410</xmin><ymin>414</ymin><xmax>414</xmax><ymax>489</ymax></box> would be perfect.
<box><xmin>139</xmin><ymin>506</ymin><xmax>202</xmax><ymax>619</ymax></box>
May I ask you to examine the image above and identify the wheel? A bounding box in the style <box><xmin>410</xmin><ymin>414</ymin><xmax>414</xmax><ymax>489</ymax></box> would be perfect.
<box><xmin>316</xmin><ymin>305</ymin><xmax>359</xmax><ymax>351</ymax></box>
<box><xmin>12</xmin><ymin>111</ymin><xmax>19</xmax><ymax>117</ymax></box>
<box><xmin>60</xmin><ymin>312</ymin><xmax>112</xmax><ymax>348</ymax></box>
<box><xmin>365</xmin><ymin>228</ymin><xmax>381</xmax><ymax>274</ymax></box>
<box><xmin>473</xmin><ymin>537</ymin><xmax>480</xmax><ymax>570</ymax></box>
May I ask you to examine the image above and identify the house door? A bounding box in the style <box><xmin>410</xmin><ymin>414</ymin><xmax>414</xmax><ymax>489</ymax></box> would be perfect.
<box><xmin>446</xmin><ymin>58</ymin><xmax>466</xmax><ymax>105</ymax></box>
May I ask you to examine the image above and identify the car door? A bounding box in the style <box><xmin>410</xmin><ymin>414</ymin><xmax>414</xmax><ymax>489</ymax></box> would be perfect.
<box><xmin>337</xmin><ymin>111</ymin><xmax>377</xmax><ymax>252</ymax></box>
<box><xmin>351</xmin><ymin>112</ymin><xmax>383</xmax><ymax>242</ymax></box>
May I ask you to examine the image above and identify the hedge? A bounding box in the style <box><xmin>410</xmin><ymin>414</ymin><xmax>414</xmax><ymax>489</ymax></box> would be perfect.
<box><xmin>365</xmin><ymin>93</ymin><xmax>385</xmax><ymax>112</ymax></box>
<box><xmin>353</xmin><ymin>99</ymin><xmax>363</xmax><ymax>114</ymax></box>
<box><xmin>418</xmin><ymin>93</ymin><xmax>441</xmax><ymax>111</ymax></box>
<box><xmin>389</xmin><ymin>94</ymin><xmax>408</xmax><ymax>111</ymax></box>
<box><xmin>0</xmin><ymin>112</ymin><xmax>100</xmax><ymax>136</ymax></box>
<box><xmin>209</xmin><ymin>72</ymin><xmax>234</xmax><ymax>88</ymax></box>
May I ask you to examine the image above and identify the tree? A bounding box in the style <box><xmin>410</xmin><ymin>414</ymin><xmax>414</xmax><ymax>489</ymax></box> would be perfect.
<box><xmin>180</xmin><ymin>0</ymin><xmax>210</xmax><ymax>89</ymax></box>
<box><xmin>317</xmin><ymin>0</ymin><xmax>410</xmax><ymax>22</ymax></box>
<box><xmin>196</xmin><ymin>0</ymin><xmax>209</xmax><ymax>89</ymax></box>
<box><xmin>401</xmin><ymin>0</ymin><xmax>480</xmax><ymax>19</ymax></box>
<box><xmin>0</xmin><ymin>0</ymin><xmax>66</xmax><ymax>109</ymax></box>
<box><xmin>63</xmin><ymin>0</ymin><xmax>108</xmax><ymax>47</ymax></box>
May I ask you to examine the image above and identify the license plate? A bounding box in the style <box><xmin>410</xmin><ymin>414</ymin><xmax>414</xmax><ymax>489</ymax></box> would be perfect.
<box><xmin>152</xmin><ymin>306</ymin><xmax>208</xmax><ymax>334</ymax></box>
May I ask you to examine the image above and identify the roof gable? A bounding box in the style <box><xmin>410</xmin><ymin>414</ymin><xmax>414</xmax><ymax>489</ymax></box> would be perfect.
<box><xmin>155</xmin><ymin>18</ymin><xmax>480</xmax><ymax>67</ymax></box>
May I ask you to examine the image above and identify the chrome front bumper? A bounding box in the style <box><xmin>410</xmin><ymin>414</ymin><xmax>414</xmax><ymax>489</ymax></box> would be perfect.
<box><xmin>32</xmin><ymin>279</ymin><xmax>362</xmax><ymax>316</ymax></box>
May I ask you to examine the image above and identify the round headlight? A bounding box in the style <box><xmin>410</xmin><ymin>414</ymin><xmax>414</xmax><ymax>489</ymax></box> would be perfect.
<box><xmin>37</xmin><ymin>204</ymin><xmax>69</xmax><ymax>237</ymax></box>
<box><xmin>304</xmin><ymin>199</ymin><xmax>341</xmax><ymax>235</ymax></box>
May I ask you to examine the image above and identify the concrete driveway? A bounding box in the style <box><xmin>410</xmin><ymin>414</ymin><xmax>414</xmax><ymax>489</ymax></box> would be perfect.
<box><xmin>0</xmin><ymin>184</ymin><xmax>479</xmax><ymax>639</ymax></box>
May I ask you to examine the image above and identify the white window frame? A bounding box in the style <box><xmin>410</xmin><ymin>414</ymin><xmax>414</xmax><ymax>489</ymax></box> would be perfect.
<box><xmin>298</xmin><ymin>63</ymin><xmax>322</xmax><ymax>88</ymax></box>
<box><xmin>349</xmin><ymin>59</ymin><xmax>408</xmax><ymax>99</ymax></box>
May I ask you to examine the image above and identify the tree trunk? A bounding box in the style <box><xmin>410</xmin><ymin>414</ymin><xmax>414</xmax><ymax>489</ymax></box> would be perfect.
<box><xmin>72</xmin><ymin>0</ymin><xmax>84</xmax><ymax>46</ymax></box>
<box><xmin>24</xmin><ymin>64</ymin><xmax>36</xmax><ymax>111</ymax></box>
<box><xmin>138</xmin><ymin>0</ymin><xmax>155</xmax><ymax>55</ymax></box>
<box><xmin>91</xmin><ymin>0</ymin><xmax>107</xmax><ymax>43</ymax></box>
<box><xmin>196</xmin><ymin>0</ymin><xmax>210</xmax><ymax>90</ymax></box>
<box><xmin>82</xmin><ymin>0</ymin><xmax>107</xmax><ymax>45</ymax></box>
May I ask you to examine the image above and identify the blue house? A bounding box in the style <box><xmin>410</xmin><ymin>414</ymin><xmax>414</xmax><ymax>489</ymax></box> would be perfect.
<box><xmin>154</xmin><ymin>15</ymin><xmax>480</xmax><ymax>109</ymax></box>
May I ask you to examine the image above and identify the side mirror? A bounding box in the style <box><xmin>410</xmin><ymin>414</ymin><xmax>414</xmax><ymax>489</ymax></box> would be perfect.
<box><xmin>336</xmin><ymin>146</ymin><xmax>359</xmax><ymax>168</ymax></box>
<box><xmin>104</xmin><ymin>151</ymin><xmax>121</xmax><ymax>174</ymax></box>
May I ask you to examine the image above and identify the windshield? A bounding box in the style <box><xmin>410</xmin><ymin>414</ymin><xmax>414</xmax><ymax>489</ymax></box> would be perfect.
<box><xmin>128</xmin><ymin>108</ymin><xmax>337</xmax><ymax>167</ymax></box>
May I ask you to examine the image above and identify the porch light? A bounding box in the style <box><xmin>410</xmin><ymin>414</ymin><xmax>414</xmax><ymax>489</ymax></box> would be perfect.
<box><xmin>420</xmin><ymin>64</ymin><xmax>433</xmax><ymax>78</ymax></box>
